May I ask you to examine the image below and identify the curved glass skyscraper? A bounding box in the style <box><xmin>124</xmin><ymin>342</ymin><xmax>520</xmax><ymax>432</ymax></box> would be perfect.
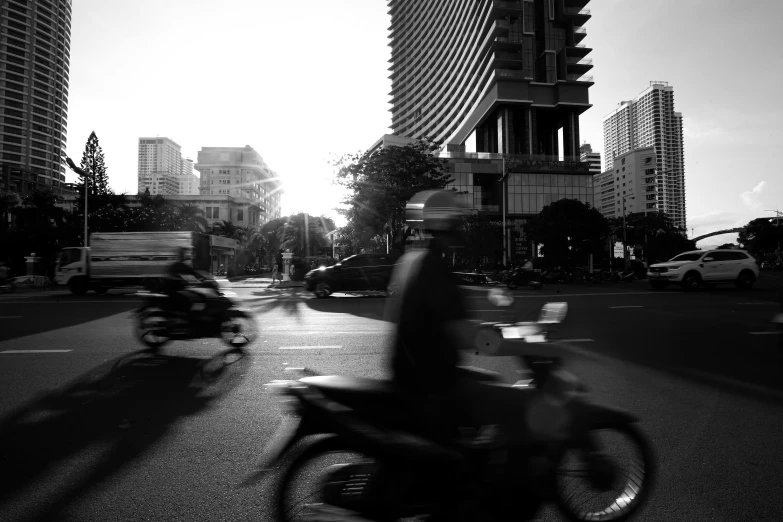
<box><xmin>388</xmin><ymin>0</ymin><xmax>593</xmax><ymax>158</ymax></box>
<box><xmin>1</xmin><ymin>0</ymin><xmax>71</xmax><ymax>189</ymax></box>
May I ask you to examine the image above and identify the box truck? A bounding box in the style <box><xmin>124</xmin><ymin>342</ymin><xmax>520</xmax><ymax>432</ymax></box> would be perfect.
<box><xmin>56</xmin><ymin>231</ymin><xmax>211</xmax><ymax>295</ymax></box>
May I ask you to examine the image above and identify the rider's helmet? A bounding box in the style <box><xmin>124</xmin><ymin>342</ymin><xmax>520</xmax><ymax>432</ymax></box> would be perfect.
<box><xmin>405</xmin><ymin>190</ymin><xmax>463</xmax><ymax>235</ymax></box>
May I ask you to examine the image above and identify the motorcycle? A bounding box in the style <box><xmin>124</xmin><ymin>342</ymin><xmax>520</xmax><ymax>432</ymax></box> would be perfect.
<box><xmin>134</xmin><ymin>279</ymin><xmax>256</xmax><ymax>350</ymax></box>
<box><xmin>258</xmin><ymin>300</ymin><xmax>655</xmax><ymax>522</ymax></box>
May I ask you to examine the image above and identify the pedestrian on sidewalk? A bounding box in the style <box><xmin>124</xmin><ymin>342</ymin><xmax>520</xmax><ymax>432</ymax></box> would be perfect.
<box><xmin>271</xmin><ymin>262</ymin><xmax>283</xmax><ymax>284</ymax></box>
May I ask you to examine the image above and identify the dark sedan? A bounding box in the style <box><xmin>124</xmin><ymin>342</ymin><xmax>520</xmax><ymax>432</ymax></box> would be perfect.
<box><xmin>304</xmin><ymin>253</ymin><xmax>401</xmax><ymax>297</ymax></box>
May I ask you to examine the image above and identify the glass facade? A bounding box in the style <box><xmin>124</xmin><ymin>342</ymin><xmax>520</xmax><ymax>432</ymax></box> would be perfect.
<box><xmin>507</xmin><ymin>173</ymin><xmax>593</xmax><ymax>214</ymax></box>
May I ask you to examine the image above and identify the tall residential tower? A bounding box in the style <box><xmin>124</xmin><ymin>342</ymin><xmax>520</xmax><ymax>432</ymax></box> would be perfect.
<box><xmin>0</xmin><ymin>0</ymin><xmax>72</xmax><ymax>189</ymax></box>
<box><xmin>388</xmin><ymin>0</ymin><xmax>594</xmax><ymax>158</ymax></box>
<box><xmin>602</xmin><ymin>82</ymin><xmax>685</xmax><ymax>228</ymax></box>
<box><xmin>386</xmin><ymin>0</ymin><xmax>595</xmax><ymax>261</ymax></box>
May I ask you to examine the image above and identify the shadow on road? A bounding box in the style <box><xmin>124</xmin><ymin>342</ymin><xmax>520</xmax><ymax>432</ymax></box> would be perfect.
<box><xmin>0</xmin><ymin>294</ymin><xmax>142</xmax><ymax>343</ymax></box>
<box><xmin>0</xmin><ymin>347</ymin><xmax>249</xmax><ymax>522</ymax></box>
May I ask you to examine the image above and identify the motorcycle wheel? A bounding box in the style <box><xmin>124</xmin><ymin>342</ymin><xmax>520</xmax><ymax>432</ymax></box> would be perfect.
<box><xmin>276</xmin><ymin>435</ymin><xmax>391</xmax><ymax>522</ymax></box>
<box><xmin>554</xmin><ymin>422</ymin><xmax>654</xmax><ymax>521</ymax></box>
<box><xmin>219</xmin><ymin>312</ymin><xmax>257</xmax><ymax>349</ymax></box>
<box><xmin>136</xmin><ymin>310</ymin><xmax>172</xmax><ymax>350</ymax></box>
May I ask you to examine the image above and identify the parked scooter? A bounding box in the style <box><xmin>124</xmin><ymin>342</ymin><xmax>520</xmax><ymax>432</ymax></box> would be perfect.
<box><xmin>258</xmin><ymin>300</ymin><xmax>655</xmax><ymax>522</ymax></box>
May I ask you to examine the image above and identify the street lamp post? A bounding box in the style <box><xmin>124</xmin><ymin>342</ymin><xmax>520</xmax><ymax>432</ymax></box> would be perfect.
<box><xmin>622</xmin><ymin>195</ymin><xmax>635</xmax><ymax>272</ymax></box>
<box><xmin>65</xmin><ymin>157</ymin><xmax>89</xmax><ymax>247</ymax></box>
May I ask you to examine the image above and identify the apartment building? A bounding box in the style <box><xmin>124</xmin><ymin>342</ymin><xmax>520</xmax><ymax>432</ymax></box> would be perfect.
<box><xmin>0</xmin><ymin>0</ymin><xmax>72</xmax><ymax>188</ymax></box>
<box><xmin>602</xmin><ymin>82</ymin><xmax>685</xmax><ymax>228</ymax></box>
<box><xmin>594</xmin><ymin>146</ymin><xmax>657</xmax><ymax>219</ymax></box>
<box><xmin>194</xmin><ymin>145</ymin><xmax>282</xmax><ymax>228</ymax></box>
<box><xmin>137</xmin><ymin>137</ymin><xmax>199</xmax><ymax>195</ymax></box>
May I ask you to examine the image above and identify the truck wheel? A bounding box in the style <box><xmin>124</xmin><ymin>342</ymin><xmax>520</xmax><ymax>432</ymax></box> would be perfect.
<box><xmin>69</xmin><ymin>278</ymin><xmax>88</xmax><ymax>295</ymax></box>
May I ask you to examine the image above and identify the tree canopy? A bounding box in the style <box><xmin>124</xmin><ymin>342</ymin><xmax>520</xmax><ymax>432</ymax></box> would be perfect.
<box><xmin>614</xmin><ymin>211</ymin><xmax>696</xmax><ymax>263</ymax></box>
<box><xmin>334</xmin><ymin>139</ymin><xmax>453</xmax><ymax>253</ymax></box>
<box><xmin>523</xmin><ymin>199</ymin><xmax>610</xmax><ymax>266</ymax></box>
<box><xmin>738</xmin><ymin>217</ymin><xmax>783</xmax><ymax>258</ymax></box>
<box><xmin>77</xmin><ymin>131</ymin><xmax>111</xmax><ymax>198</ymax></box>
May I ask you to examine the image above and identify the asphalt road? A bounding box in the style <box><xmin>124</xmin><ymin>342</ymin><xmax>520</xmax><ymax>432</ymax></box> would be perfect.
<box><xmin>0</xmin><ymin>276</ymin><xmax>782</xmax><ymax>521</ymax></box>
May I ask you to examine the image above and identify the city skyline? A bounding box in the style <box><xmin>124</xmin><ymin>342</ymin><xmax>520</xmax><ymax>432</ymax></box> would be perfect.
<box><xmin>60</xmin><ymin>0</ymin><xmax>783</xmax><ymax>242</ymax></box>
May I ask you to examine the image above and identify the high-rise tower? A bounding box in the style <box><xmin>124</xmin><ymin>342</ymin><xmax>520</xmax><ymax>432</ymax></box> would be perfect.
<box><xmin>0</xmin><ymin>0</ymin><xmax>72</xmax><ymax>187</ymax></box>
<box><xmin>602</xmin><ymin>82</ymin><xmax>685</xmax><ymax>228</ymax></box>
<box><xmin>388</xmin><ymin>0</ymin><xmax>593</xmax><ymax>158</ymax></box>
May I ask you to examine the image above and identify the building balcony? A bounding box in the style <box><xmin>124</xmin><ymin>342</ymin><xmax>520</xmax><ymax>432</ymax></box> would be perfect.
<box><xmin>491</xmin><ymin>0</ymin><xmax>523</xmax><ymax>16</ymax></box>
<box><xmin>562</xmin><ymin>6</ymin><xmax>591</xmax><ymax>24</ymax></box>
<box><xmin>494</xmin><ymin>51</ymin><xmax>525</xmax><ymax>66</ymax></box>
<box><xmin>574</xmin><ymin>26</ymin><xmax>587</xmax><ymax>44</ymax></box>
<box><xmin>566</xmin><ymin>74</ymin><xmax>593</xmax><ymax>83</ymax></box>
<box><xmin>495</xmin><ymin>68</ymin><xmax>527</xmax><ymax>79</ymax></box>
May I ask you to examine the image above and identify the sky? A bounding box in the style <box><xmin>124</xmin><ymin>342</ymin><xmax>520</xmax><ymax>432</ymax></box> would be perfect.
<box><xmin>64</xmin><ymin>0</ymin><xmax>783</xmax><ymax>245</ymax></box>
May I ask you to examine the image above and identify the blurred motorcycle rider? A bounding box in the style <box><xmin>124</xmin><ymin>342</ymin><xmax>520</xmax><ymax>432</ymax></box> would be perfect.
<box><xmin>166</xmin><ymin>247</ymin><xmax>215</xmax><ymax>321</ymax></box>
<box><xmin>386</xmin><ymin>190</ymin><xmax>532</xmax><ymax>519</ymax></box>
<box><xmin>386</xmin><ymin>190</ymin><xmax>528</xmax><ymax>440</ymax></box>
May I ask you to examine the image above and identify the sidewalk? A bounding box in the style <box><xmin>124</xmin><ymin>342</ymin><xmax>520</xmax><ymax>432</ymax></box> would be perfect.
<box><xmin>227</xmin><ymin>276</ymin><xmax>305</xmax><ymax>289</ymax></box>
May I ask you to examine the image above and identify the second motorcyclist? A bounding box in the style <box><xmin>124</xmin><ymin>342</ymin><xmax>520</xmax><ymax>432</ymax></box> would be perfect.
<box><xmin>165</xmin><ymin>247</ymin><xmax>218</xmax><ymax>323</ymax></box>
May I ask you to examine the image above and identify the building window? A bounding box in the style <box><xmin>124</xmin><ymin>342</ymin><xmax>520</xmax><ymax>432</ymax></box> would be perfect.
<box><xmin>237</xmin><ymin>209</ymin><xmax>243</xmax><ymax>221</ymax></box>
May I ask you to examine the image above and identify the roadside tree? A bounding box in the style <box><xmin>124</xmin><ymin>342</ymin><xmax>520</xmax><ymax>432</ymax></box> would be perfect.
<box><xmin>524</xmin><ymin>199</ymin><xmax>609</xmax><ymax>267</ymax></box>
<box><xmin>334</xmin><ymin>139</ymin><xmax>453</xmax><ymax>253</ymax></box>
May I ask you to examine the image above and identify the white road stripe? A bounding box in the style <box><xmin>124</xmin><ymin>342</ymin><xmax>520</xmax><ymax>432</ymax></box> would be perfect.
<box><xmin>264</xmin><ymin>331</ymin><xmax>384</xmax><ymax>335</ymax></box>
<box><xmin>748</xmin><ymin>331</ymin><xmax>780</xmax><ymax>335</ymax></box>
<box><xmin>280</xmin><ymin>345</ymin><xmax>343</xmax><ymax>350</ymax></box>
<box><xmin>1</xmin><ymin>350</ymin><xmax>73</xmax><ymax>354</ymax></box>
<box><xmin>609</xmin><ymin>306</ymin><xmax>644</xmax><ymax>309</ymax></box>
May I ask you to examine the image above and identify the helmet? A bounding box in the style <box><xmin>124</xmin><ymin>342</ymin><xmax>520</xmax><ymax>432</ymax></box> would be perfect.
<box><xmin>405</xmin><ymin>190</ymin><xmax>463</xmax><ymax>233</ymax></box>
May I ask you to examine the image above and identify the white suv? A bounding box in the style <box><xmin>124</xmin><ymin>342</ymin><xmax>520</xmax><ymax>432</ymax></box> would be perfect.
<box><xmin>647</xmin><ymin>249</ymin><xmax>759</xmax><ymax>291</ymax></box>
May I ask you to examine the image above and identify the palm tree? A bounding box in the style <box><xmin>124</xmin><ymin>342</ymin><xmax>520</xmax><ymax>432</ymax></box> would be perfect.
<box><xmin>211</xmin><ymin>220</ymin><xmax>238</xmax><ymax>238</ymax></box>
<box><xmin>277</xmin><ymin>213</ymin><xmax>329</xmax><ymax>257</ymax></box>
<box><xmin>177</xmin><ymin>203</ymin><xmax>209</xmax><ymax>233</ymax></box>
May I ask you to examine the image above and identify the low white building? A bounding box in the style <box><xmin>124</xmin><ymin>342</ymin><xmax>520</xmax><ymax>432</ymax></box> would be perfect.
<box><xmin>593</xmin><ymin>147</ymin><xmax>658</xmax><ymax>219</ymax></box>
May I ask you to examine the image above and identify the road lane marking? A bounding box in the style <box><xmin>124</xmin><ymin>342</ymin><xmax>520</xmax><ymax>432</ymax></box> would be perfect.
<box><xmin>558</xmin><ymin>338</ymin><xmax>594</xmax><ymax>342</ymax></box>
<box><xmin>1</xmin><ymin>350</ymin><xmax>73</xmax><ymax>354</ymax></box>
<box><xmin>609</xmin><ymin>306</ymin><xmax>644</xmax><ymax>309</ymax></box>
<box><xmin>280</xmin><ymin>345</ymin><xmax>343</xmax><ymax>350</ymax></box>
<box><xmin>748</xmin><ymin>331</ymin><xmax>780</xmax><ymax>335</ymax></box>
<box><xmin>266</xmin><ymin>331</ymin><xmax>384</xmax><ymax>335</ymax></box>
<box><xmin>467</xmin><ymin>291</ymin><xmax>684</xmax><ymax>299</ymax></box>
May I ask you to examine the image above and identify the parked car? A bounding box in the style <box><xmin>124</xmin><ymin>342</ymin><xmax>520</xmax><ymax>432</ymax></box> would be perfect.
<box><xmin>647</xmin><ymin>249</ymin><xmax>759</xmax><ymax>291</ymax></box>
<box><xmin>304</xmin><ymin>253</ymin><xmax>401</xmax><ymax>297</ymax></box>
